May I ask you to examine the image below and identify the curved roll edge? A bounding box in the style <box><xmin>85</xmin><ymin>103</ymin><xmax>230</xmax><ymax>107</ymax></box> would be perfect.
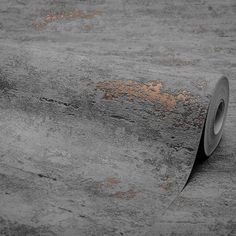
<box><xmin>203</xmin><ymin>76</ymin><xmax>230</xmax><ymax>157</ymax></box>
<box><xmin>182</xmin><ymin>76</ymin><xmax>229</xmax><ymax>190</ymax></box>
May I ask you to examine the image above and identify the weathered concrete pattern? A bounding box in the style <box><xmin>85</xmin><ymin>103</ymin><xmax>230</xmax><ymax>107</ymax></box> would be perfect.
<box><xmin>0</xmin><ymin>0</ymin><xmax>235</xmax><ymax>235</ymax></box>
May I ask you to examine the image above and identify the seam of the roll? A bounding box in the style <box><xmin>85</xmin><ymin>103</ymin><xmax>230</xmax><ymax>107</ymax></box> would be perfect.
<box><xmin>162</xmin><ymin>100</ymin><xmax>209</xmax><ymax>216</ymax></box>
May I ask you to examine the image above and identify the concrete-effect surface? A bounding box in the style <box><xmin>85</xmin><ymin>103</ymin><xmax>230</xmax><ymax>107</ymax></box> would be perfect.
<box><xmin>0</xmin><ymin>0</ymin><xmax>235</xmax><ymax>235</ymax></box>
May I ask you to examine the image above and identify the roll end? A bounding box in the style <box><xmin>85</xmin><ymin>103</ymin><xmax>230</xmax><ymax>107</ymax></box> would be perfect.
<box><xmin>203</xmin><ymin>76</ymin><xmax>229</xmax><ymax>157</ymax></box>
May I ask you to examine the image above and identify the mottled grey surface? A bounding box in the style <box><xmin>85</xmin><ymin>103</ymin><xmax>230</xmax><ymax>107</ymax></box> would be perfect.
<box><xmin>0</xmin><ymin>0</ymin><xmax>235</xmax><ymax>235</ymax></box>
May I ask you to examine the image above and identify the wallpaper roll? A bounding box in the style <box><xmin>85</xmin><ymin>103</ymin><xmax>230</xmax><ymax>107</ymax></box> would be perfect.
<box><xmin>0</xmin><ymin>43</ymin><xmax>229</xmax><ymax>234</ymax></box>
<box><xmin>0</xmin><ymin>1</ymin><xmax>230</xmax><ymax>235</ymax></box>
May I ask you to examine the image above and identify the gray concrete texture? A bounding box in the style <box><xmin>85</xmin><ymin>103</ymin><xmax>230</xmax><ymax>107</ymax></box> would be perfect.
<box><xmin>0</xmin><ymin>0</ymin><xmax>235</xmax><ymax>235</ymax></box>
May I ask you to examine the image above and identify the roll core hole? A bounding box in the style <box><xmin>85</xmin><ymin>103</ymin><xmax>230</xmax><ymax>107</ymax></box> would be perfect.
<box><xmin>214</xmin><ymin>100</ymin><xmax>225</xmax><ymax>135</ymax></box>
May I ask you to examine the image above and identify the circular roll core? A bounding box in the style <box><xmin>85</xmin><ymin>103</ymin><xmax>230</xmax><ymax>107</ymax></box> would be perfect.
<box><xmin>203</xmin><ymin>77</ymin><xmax>229</xmax><ymax>157</ymax></box>
<box><xmin>214</xmin><ymin>100</ymin><xmax>225</xmax><ymax>135</ymax></box>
